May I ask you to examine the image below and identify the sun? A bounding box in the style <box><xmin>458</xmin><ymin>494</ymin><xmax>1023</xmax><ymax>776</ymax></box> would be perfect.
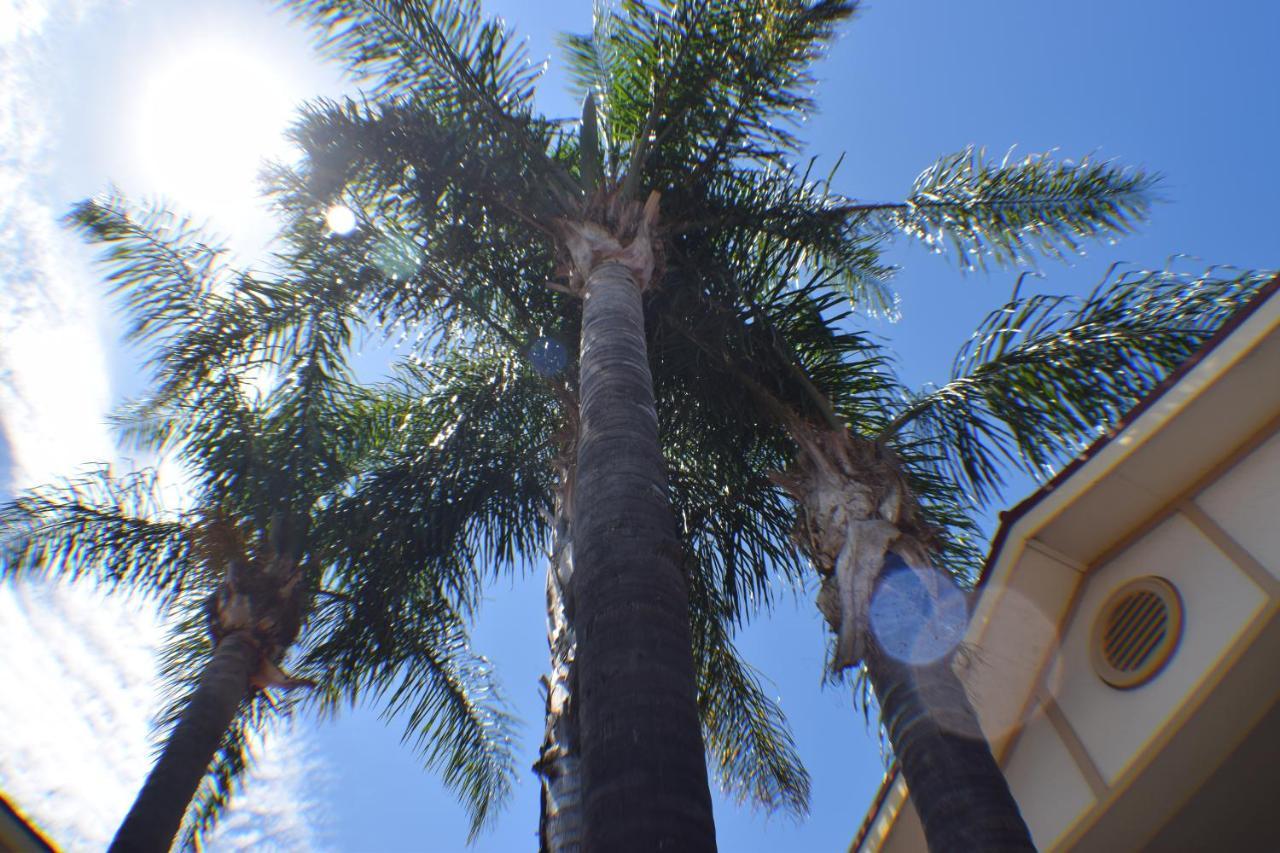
<box><xmin>132</xmin><ymin>40</ymin><xmax>299</xmax><ymax>230</ymax></box>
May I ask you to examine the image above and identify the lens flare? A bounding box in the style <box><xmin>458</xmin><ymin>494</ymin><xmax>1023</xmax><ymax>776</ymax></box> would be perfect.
<box><xmin>528</xmin><ymin>337</ymin><xmax>568</xmax><ymax>377</ymax></box>
<box><xmin>325</xmin><ymin>205</ymin><xmax>357</xmax><ymax>235</ymax></box>
<box><xmin>869</xmin><ymin>560</ymin><xmax>968</xmax><ymax>666</ymax></box>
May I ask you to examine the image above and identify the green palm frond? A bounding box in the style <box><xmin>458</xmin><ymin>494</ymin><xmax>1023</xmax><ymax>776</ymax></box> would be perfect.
<box><xmin>319</xmin><ymin>349</ymin><xmax>560</xmax><ymax>592</ymax></box>
<box><xmin>279</xmin><ymin>99</ymin><xmax>562</xmax><ymax>348</ymax></box>
<box><xmin>299</xmin><ymin>586</ymin><xmax>516</xmax><ymax>838</ymax></box>
<box><xmin>855</xmin><ymin>147</ymin><xmax>1157</xmax><ymax>270</ymax></box>
<box><xmin>0</xmin><ymin>468</ymin><xmax>195</xmax><ymax>603</ymax></box>
<box><xmin>288</xmin><ymin>0</ymin><xmax>541</xmax><ymax>114</ymax></box>
<box><xmin>690</xmin><ymin>580</ymin><xmax>811</xmax><ymax>817</ymax></box>
<box><xmin>686</xmin><ymin>162</ymin><xmax>896</xmax><ymax>317</ymax></box>
<box><xmin>64</xmin><ymin>196</ymin><xmax>289</xmax><ymax>403</ymax></box>
<box><xmin>562</xmin><ymin>0</ymin><xmax>856</xmax><ymax>189</ymax></box>
<box><xmin>885</xmin><ymin>266</ymin><xmax>1276</xmax><ymax>504</ymax></box>
<box><xmin>285</xmin><ymin>0</ymin><xmax>581</xmax><ymax>205</ymax></box>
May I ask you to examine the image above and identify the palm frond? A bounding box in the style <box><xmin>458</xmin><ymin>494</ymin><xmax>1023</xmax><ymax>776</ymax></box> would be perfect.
<box><xmin>279</xmin><ymin>98</ymin><xmax>562</xmax><ymax>347</ymax></box>
<box><xmin>886</xmin><ymin>266</ymin><xmax>1276</xmax><ymax>504</ymax></box>
<box><xmin>672</xmin><ymin>161</ymin><xmax>896</xmax><ymax>318</ymax></box>
<box><xmin>690</xmin><ymin>585</ymin><xmax>811</xmax><ymax>817</ymax></box>
<box><xmin>65</xmin><ymin>195</ymin><xmax>306</xmax><ymax>408</ymax></box>
<box><xmin>565</xmin><ymin>0</ymin><xmax>856</xmax><ymax>187</ymax></box>
<box><xmin>284</xmin><ymin>0</ymin><xmax>580</xmax><ymax>204</ymax></box>
<box><xmin>0</xmin><ymin>467</ymin><xmax>194</xmax><ymax>604</ymax></box>
<box><xmin>856</xmin><ymin>147</ymin><xmax>1157</xmax><ymax>270</ymax></box>
<box><xmin>287</xmin><ymin>0</ymin><xmax>540</xmax><ymax>112</ymax></box>
<box><xmin>299</xmin><ymin>587</ymin><xmax>516</xmax><ymax>837</ymax></box>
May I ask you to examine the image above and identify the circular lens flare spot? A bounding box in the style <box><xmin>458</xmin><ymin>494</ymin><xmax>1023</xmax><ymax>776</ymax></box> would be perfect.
<box><xmin>528</xmin><ymin>337</ymin><xmax>568</xmax><ymax>377</ymax></box>
<box><xmin>326</xmin><ymin>205</ymin><xmax>357</xmax><ymax>235</ymax></box>
<box><xmin>869</xmin><ymin>563</ymin><xmax>968</xmax><ymax>666</ymax></box>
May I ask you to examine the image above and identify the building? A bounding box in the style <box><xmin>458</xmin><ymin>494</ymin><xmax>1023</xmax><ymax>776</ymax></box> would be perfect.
<box><xmin>0</xmin><ymin>793</ymin><xmax>56</xmax><ymax>852</ymax></box>
<box><xmin>854</xmin><ymin>276</ymin><xmax>1280</xmax><ymax>852</ymax></box>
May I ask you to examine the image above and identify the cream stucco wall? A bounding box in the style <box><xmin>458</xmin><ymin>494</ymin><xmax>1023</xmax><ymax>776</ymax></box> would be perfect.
<box><xmin>1198</xmin><ymin>430</ymin><xmax>1280</xmax><ymax>585</ymax></box>
<box><xmin>1001</xmin><ymin>710</ymin><xmax>1095</xmax><ymax>849</ymax></box>
<box><xmin>962</xmin><ymin>544</ymin><xmax>1081</xmax><ymax>750</ymax></box>
<box><xmin>1054</xmin><ymin>513</ymin><xmax>1268</xmax><ymax>784</ymax></box>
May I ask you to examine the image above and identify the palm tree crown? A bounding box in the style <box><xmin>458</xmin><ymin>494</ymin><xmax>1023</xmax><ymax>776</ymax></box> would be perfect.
<box><xmin>0</xmin><ymin>196</ymin><xmax>518</xmax><ymax>848</ymax></box>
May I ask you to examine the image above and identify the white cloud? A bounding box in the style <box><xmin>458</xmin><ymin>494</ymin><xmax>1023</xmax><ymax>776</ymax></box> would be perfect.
<box><xmin>0</xmin><ymin>582</ymin><xmax>333</xmax><ymax>852</ymax></box>
<box><xmin>0</xmin><ymin>3</ymin><xmax>328</xmax><ymax>849</ymax></box>
<box><xmin>0</xmin><ymin>0</ymin><xmax>114</xmax><ymax>491</ymax></box>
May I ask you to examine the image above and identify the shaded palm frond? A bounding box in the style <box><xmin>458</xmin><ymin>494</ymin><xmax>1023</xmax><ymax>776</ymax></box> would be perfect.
<box><xmin>298</xmin><ymin>584</ymin><xmax>516</xmax><ymax>838</ymax></box>
<box><xmin>277</xmin><ymin>99</ymin><xmax>562</xmax><ymax>350</ymax></box>
<box><xmin>675</xmin><ymin>161</ymin><xmax>896</xmax><ymax>318</ymax></box>
<box><xmin>316</xmin><ymin>347</ymin><xmax>560</xmax><ymax>620</ymax></box>
<box><xmin>689</xmin><ymin>578</ymin><xmax>811</xmax><ymax>817</ymax></box>
<box><xmin>284</xmin><ymin>0</ymin><xmax>580</xmax><ymax>205</ymax></box>
<box><xmin>0</xmin><ymin>467</ymin><xmax>194</xmax><ymax>604</ymax></box>
<box><xmin>64</xmin><ymin>196</ymin><xmax>298</xmax><ymax>405</ymax></box>
<box><xmin>564</xmin><ymin>0</ymin><xmax>856</xmax><ymax>188</ymax></box>
<box><xmin>287</xmin><ymin>0</ymin><xmax>540</xmax><ymax>116</ymax></box>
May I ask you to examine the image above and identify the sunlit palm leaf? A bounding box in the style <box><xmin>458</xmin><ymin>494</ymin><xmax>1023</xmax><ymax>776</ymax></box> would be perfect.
<box><xmin>854</xmin><ymin>147</ymin><xmax>1156</xmax><ymax>270</ymax></box>
<box><xmin>885</xmin><ymin>266</ymin><xmax>1275</xmax><ymax>504</ymax></box>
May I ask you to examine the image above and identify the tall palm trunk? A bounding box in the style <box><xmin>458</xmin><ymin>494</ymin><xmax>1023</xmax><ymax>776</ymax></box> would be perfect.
<box><xmin>866</xmin><ymin>598</ymin><xmax>1036</xmax><ymax>852</ymax></box>
<box><xmin>571</xmin><ymin>247</ymin><xmax>716</xmax><ymax>850</ymax></box>
<box><xmin>109</xmin><ymin>631</ymin><xmax>257</xmax><ymax>853</ymax></box>
<box><xmin>780</xmin><ymin>425</ymin><xmax>1033</xmax><ymax>852</ymax></box>
<box><xmin>537</xmin><ymin>474</ymin><xmax>583</xmax><ymax>853</ymax></box>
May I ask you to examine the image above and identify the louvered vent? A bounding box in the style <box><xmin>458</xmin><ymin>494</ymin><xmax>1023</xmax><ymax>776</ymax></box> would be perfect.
<box><xmin>1090</xmin><ymin>577</ymin><xmax>1183</xmax><ymax>689</ymax></box>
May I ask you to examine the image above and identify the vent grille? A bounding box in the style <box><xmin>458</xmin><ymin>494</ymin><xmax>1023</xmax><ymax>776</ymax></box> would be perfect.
<box><xmin>1091</xmin><ymin>577</ymin><xmax>1182</xmax><ymax>689</ymax></box>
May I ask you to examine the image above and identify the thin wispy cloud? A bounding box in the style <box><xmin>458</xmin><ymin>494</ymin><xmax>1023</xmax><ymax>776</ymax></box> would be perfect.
<box><xmin>0</xmin><ymin>0</ymin><xmax>113</xmax><ymax>492</ymax></box>
<box><xmin>0</xmin><ymin>3</ymin><xmax>328</xmax><ymax>849</ymax></box>
<box><xmin>0</xmin><ymin>582</ymin><xmax>333</xmax><ymax>851</ymax></box>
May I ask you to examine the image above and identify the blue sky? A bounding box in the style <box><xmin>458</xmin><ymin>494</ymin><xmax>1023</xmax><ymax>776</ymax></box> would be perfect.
<box><xmin>1</xmin><ymin>1</ymin><xmax>1278</xmax><ymax>851</ymax></box>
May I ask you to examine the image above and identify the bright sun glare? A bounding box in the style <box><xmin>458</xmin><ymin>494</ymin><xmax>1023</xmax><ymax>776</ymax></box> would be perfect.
<box><xmin>133</xmin><ymin>41</ymin><xmax>298</xmax><ymax>230</ymax></box>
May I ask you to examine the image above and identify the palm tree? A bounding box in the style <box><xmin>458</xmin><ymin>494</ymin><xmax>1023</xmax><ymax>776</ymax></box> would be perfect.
<box><xmin>274</xmin><ymin>0</ymin><xmax>1176</xmax><ymax>846</ymax></box>
<box><xmin>0</xmin><ymin>197</ymin><xmax>518</xmax><ymax>851</ymax></box>
<box><xmin>255</xmin><ymin>171</ymin><xmax>815</xmax><ymax>847</ymax></box>
<box><xmin>678</xmin><ymin>231</ymin><xmax>1274</xmax><ymax>849</ymax></box>
<box><xmin>272</xmin><ymin>0</ymin><xmax>1179</xmax><ymax>846</ymax></box>
<box><xmin>130</xmin><ymin>163</ymin><xmax>813</xmax><ymax>846</ymax></box>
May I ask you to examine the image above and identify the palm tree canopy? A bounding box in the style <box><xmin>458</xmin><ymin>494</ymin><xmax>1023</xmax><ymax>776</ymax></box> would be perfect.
<box><xmin>0</xmin><ymin>195</ymin><xmax>520</xmax><ymax>843</ymax></box>
<box><xmin>264</xmin><ymin>0</ymin><xmax>1213</xmax><ymax>819</ymax></box>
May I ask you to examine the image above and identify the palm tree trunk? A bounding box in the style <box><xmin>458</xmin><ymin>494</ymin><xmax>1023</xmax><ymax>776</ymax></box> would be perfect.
<box><xmin>573</xmin><ymin>258</ymin><xmax>717</xmax><ymax>851</ymax></box>
<box><xmin>865</xmin><ymin>590</ymin><xmax>1036</xmax><ymax>852</ymax></box>
<box><xmin>537</xmin><ymin>481</ymin><xmax>583</xmax><ymax>853</ymax></box>
<box><xmin>109</xmin><ymin>631</ymin><xmax>257</xmax><ymax>853</ymax></box>
<box><xmin>778</xmin><ymin>427</ymin><xmax>1033</xmax><ymax>850</ymax></box>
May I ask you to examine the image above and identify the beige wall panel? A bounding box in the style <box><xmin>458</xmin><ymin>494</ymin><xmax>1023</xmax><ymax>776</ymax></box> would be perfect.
<box><xmin>1036</xmin><ymin>474</ymin><xmax>1166</xmax><ymax>564</ymax></box>
<box><xmin>1002</xmin><ymin>709</ymin><xmax>1095</xmax><ymax>850</ymax></box>
<box><xmin>875</xmin><ymin>796</ymin><xmax>925</xmax><ymax>853</ymax></box>
<box><xmin>1197</xmin><ymin>430</ymin><xmax>1280</xmax><ymax>583</ymax></box>
<box><xmin>963</xmin><ymin>547</ymin><xmax>1080</xmax><ymax>749</ymax></box>
<box><xmin>1055</xmin><ymin>515</ymin><xmax>1266</xmax><ymax>783</ymax></box>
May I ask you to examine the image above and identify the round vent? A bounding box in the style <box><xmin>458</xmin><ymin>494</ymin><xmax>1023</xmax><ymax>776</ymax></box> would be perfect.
<box><xmin>1090</xmin><ymin>576</ymin><xmax>1183</xmax><ymax>689</ymax></box>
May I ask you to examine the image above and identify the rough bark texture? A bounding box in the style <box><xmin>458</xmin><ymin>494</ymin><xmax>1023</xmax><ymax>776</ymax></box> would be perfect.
<box><xmin>573</xmin><ymin>259</ymin><xmax>717</xmax><ymax>851</ymax></box>
<box><xmin>108</xmin><ymin>631</ymin><xmax>257</xmax><ymax>853</ymax></box>
<box><xmin>867</xmin><ymin>629</ymin><xmax>1037</xmax><ymax>852</ymax></box>
<box><xmin>537</xmin><ymin>480</ymin><xmax>583</xmax><ymax>853</ymax></box>
<box><xmin>779</xmin><ymin>426</ymin><xmax>1033</xmax><ymax>852</ymax></box>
